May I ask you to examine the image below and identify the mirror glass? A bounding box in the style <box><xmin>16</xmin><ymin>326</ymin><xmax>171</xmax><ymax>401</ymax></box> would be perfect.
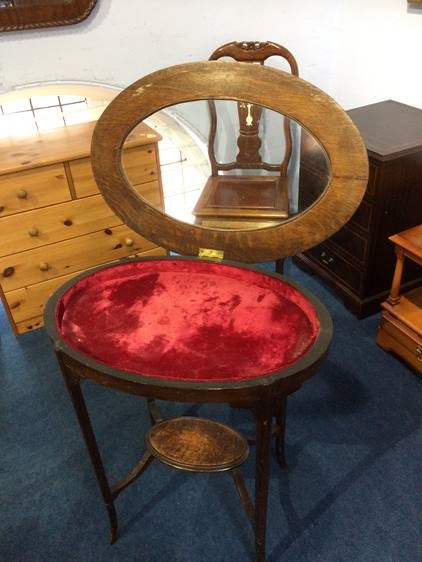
<box><xmin>122</xmin><ymin>99</ymin><xmax>330</xmax><ymax>230</ymax></box>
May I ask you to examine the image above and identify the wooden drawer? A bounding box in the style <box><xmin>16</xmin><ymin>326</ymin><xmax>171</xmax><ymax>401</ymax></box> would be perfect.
<box><xmin>366</xmin><ymin>162</ymin><xmax>378</xmax><ymax>198</ymax></box>
<box><xmin>68</xmin><ymin>158</ymin><xmax>101</xmax><ymax>197</ymax></box>
<box><xmin>0</xmin><ymin>164</ymin><xmax>70</xmax><ymax>217</ymax></box>
<box><xmin>70</xmin><ymin>145</ymin><xmax>159</xmax><ymax>198</ymax></box>
<box><xmin>0</xmin><ymin>224</ymin><xmax>159</xmax><ymax>292</ymax></box>
<box><xmin>4</xmin><ymin>271</ymin><xmax>83</xmax><ymax>330</ymax></box>
<box><xmin>3</xmin><ymin>246</ymin><xmax>168</xmax><ymax>334</ymax></box>
<box><xmin>306</xmin><ymin>243</ymin><xmax>364</xmax><ymax>293</ymax></box>
<box><xmin>135</xmin><ymin>179</ymin><xmax>163</xmax><ymax>209</ymax></box>
<box><xmin>377</xmin><ymin>311</ymin><xmax>422</xmax><ymax>373</ymax></box>
<box><xmin>122</xmin><ymin>145</ymin><xmax>160</xmax><ymax>185</ymax></box>
<box><xmin>0</xmin><ymin>119</ymin><xmax>164</xmax><ymax>335</ymax></box>
<box><xmin>0</xmin><ymin>194</ymin><xmax>122</xmax><ymax>257</ymax></box>
<box><xmin>328</xmin><ymin>225</ymin><xmax>369</xmax><ymax>264</ymax></box>
<box><xmin>348</xmin><ymin>198</ymin><xmax>374</xmax><ymax>233</ymax></box>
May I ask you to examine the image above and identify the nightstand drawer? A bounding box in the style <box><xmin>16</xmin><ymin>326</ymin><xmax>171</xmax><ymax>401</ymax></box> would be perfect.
<box><xmin>348</xmin><ymin>198</ymin><xmax>374</xmax><ymax>232</ymax></box>
<box><xmin>378</xmin><ymin>311</ymin><xmax>422</xmax><ymax>373</ymax></box>
<box><xmin>70</xmin><ymin>145</ymin><xmax>159</xmax><ymax>198</ymax></box>
<box><xmin>328</xmin><ymin>225</ymin><xmax>369</xmax><ymax>264</ymax></box>
<box><xmin>297</xmin><ymin>101</ymin><xmax>422</xmax><ymax>317</ymax></box>
<box><xmin>0</xmin><ymin>194</ymin><xmax>121</xmax><ymax>257</ymax></box>
<box><xmin>0</xmin><ymin>224</ymin><xmax>158</xmax><ymax>292</ymax></box>
<box><xmin>366</xmin><ymin>162</ymin><xmax>378</xmax><ymax>198</ymax></box>
<box><xmin>0</xmin><ymin>164</ymin><xmax>70</xmax><ymax>217</ymax></box>
<box><xmin>307</xmin><ymin>243</ymin><xmax>364</xmax><ymax>292</ymax></box>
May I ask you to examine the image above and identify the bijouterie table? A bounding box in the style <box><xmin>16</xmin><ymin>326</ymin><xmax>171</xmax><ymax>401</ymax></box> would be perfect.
<box><xmin>44</xmin><ymin>60</ymin><xmax>368</xmax><ymax>561</ymax></box>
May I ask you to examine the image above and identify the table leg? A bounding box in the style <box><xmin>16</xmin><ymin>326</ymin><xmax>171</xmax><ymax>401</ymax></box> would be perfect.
<box><xmin>254</xmin><ymin>401</ymin><xmax>273</xmax><ymax>562</ymax></box>
<box><xmin>147</xmin><ymin>397</ymin><xmax>164</xmax><ymax>424</ymax></box>
<box><xmin>274</xmin><ymin>396</ymin><xmax>287</xmax><ymax>467</ymax></box>
<box><xmin>275</xmin><ymin>259</ymin><xmax>284</xmax><ymax>274</ymax></box>
<box><xmin>61</xmin><ymin>367</ymin><xmax>118</xmax><ymax>544</ymax></box>
<box><xmin>387</xmin><ymin>247</ymin><xmax>405</xmax><ymax>305</ymax></box>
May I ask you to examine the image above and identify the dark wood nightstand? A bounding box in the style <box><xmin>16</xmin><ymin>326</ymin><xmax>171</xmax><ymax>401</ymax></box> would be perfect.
<box><xmin>294</xmin><ymin>100</ymin><xmax>422</xmax><ymax>317</ymax></box>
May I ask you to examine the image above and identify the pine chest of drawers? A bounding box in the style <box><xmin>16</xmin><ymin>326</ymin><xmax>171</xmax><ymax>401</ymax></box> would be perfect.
<box><xmin>294</xmin><ymin>100</ymin><xmax>422</xmax><ymax>318</ymax></box>
<box><xmin>0</xmin><ymin>120</ymin><xmax>166</xmax><ymax>334</ymax></box>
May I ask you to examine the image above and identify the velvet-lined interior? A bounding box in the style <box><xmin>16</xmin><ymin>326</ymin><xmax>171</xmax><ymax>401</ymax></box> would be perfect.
<box><xmin>56</xmin><ymin>259</ymin><xmax>320</xmax><ymax>382</ymax></box>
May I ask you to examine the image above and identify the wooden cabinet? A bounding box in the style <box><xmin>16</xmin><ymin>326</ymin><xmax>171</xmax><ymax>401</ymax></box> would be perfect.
<box><xmin>294</xmin><ymin>100</ymin><xmax>422</xmax><ymax>317</ymax></box>
<box><xmin>0</xmin><ymin>120</ymin><xmax>166</xmax><ymax>334</ymax></box>
<box><xmin>376</xmin><ymin>225</ymin><xmax>422</xmax><ymax>372</ymax></box>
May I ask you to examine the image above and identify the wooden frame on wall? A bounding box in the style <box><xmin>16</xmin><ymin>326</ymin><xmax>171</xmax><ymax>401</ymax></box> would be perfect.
<box><xmin>0</xmin><ymin>0</ymin><xmax>97</xmax><ymax>32</ymax></box>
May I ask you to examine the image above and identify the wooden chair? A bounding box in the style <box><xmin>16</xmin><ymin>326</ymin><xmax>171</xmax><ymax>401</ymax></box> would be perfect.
<box><xmin>197</xmin><ymin>41</ymin><xmax>299</xmax><ymax>462</ymax></box>
<box><xmin>193</xmin><ymin>41</ymin><xmax>299</xmax><ymax>270</ymax></box>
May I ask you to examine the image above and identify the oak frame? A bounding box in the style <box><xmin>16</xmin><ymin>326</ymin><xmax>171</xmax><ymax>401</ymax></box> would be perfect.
<box><xmin>92</xmin><ymin>61</ymin><xmax>369</xmax><ymax>264</ymax></box>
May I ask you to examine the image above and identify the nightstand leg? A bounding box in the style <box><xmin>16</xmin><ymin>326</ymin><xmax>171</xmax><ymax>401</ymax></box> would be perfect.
<box><xmin>387</xmin><ymin>247</ymin><xmax>405</xmax><ymax>305</ymax></box>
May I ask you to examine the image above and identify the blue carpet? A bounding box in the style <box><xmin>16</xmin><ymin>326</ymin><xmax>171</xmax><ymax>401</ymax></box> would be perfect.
<box><xmin>1</xmin><ymin>259</ymin><xmax>421</xmax><ymax>562</ymax></box>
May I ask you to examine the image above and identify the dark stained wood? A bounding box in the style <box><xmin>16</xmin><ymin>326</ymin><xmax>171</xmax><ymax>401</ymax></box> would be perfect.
<box><xmin>60</xmin><ymin>364</ymin><xmax>118</xmax><ymax>545</ymax></box>
<box><xmin>274</xmin><ymin>396</ymin><xmax>288</xmax><ymax>466</ymax></box>
<box><xmin>44</xmin><ymin>255</ymin><xmax>332</xmax><ymax>561</ymax></box>
<box><xmin>147</xmin><ymin>416</ymin><xmax>254</xmax><ymax>528</ymax></box>
<box><xmin>44</xmin><ymin>60</ymin><xmax>367</xmax><ymax>561</ymax></box>
<box><xmin>209</xmin><ymin>41</ymin><xmax>299</xmax><ymax>71</ymax></box>
<box><xmin>193</xmin><ymin>41</ymin><xmax>299</xmax><ymax>227</ymax></box>
<box><xmin>295</xmin><ymin>100</ymin><xmax>422</xmax><ymax>317</ymax></box>
<box><xmin>0</xmin><ymin>0</ymin><xmax>97</xmax><ymax>31</ymax></box>
<box><xmin>231</xmin><ymin>467</ymin><xmax>255</xmax><ymax>523</ymax></box>
<box><xmin>254</xmin><ymin>400</ymin><xmax>274</xmax><ymax>562</ymax></box>
<box><xmin>91</xmin><ymin>61</ymin><xmax>368</xmax><ymax>263</ymax></box>
<box><xmin>348</xmin><ymin>100</ymin><xmax>422</xmax><ymax>160</ymax></box>
<box><xmin>192</xmin><ymin>175</ymin><xmax>289</xmax><ymax>221</ymax></box>
<box><xmin>146</xmin><ymin>416</ymin><xmax>249</xmax><ymax>472</ymax></box>
<box><xmin>111</xmin><ymin>451</ymin><xmax>153</xmax><ymax>502</ymax></box>
<box><xmin>235</xmin><ymin>101</ymin><xmax>265</xmax><ymax>167</ymax></box>
<box><xmin>207</xmin><ymin>41</ymin><xmax>298</xmax><ymax>174</ymax></box>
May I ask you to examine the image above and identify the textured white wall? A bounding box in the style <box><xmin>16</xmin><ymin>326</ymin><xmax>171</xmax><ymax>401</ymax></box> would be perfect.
<box><xmin>0</xmin><ymin>0</ymin><xmax>421</xmax><ymax>110</ymax></box>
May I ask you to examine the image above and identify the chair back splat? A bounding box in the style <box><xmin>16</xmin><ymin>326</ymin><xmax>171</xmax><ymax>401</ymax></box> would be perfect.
<box><xmin>193</xmin><ymin>41</ymin><xmax>299</xmax><ymax>232</ymax></box>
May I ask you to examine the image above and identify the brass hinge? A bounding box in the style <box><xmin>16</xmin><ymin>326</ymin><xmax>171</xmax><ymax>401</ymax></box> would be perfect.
<box><xmin>198</xmin><ymin>248</ymin><xmax>224</xmax><ymax>260</ymax></box>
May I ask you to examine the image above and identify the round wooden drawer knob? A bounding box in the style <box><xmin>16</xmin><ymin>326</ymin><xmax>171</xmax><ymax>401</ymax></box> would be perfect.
<box><xmin>3</xmin><ymin>266</ymin><xmax>15</xmax><ymax>278</ymax></box>
<box><xmin>17</xmin><ymin>189</ymin><xmax>28</xmax><ymax>199</ymax></box>
<box><xmin>28</xmin><ymin>227</ymin><xmax>39</xmax><ymax>237</ymax></box>
<box><xmin>125</xmin><ymin>238</ymin><xmax>134</xmax><ymax>247</ymax></box>
<box><xmin>39</xmin><ymin>262</ymin><xmax>49</xmax><ymax>271</ymax></box>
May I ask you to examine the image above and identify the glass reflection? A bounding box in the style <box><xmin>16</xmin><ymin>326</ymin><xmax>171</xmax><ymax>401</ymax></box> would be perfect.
<box><xmin>122</xmin><ymin>100</ymin><xmax>331</xmax><ymax>230</ymax></box>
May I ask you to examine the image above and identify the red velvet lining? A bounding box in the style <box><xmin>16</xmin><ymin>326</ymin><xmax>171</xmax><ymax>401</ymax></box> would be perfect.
<box><xmin>56</xmin><ymin>259</ymin><xmax>320</xmax><ymax>382</ymax></box>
